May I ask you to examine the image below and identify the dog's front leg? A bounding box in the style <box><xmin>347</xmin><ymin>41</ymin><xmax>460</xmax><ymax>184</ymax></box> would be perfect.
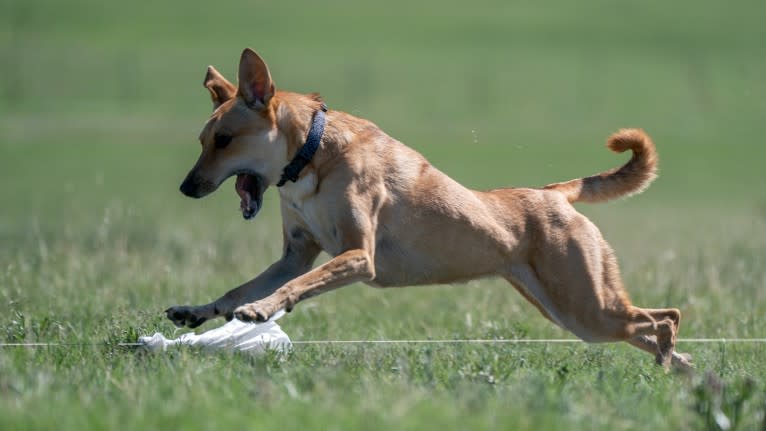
<box><xmin>166</xmin><ymin>228</ymin><xmax>321</xmax><ymax>328</ymax></box>
<box><xmin>164</xmin><ymin>259</ymin><xmax>305</xmax><ymax>328</ymax></box>
<box><xmin>233</xmin><ymin>249</ymin><xmax>375</xmax><ymax>322</ymax></box>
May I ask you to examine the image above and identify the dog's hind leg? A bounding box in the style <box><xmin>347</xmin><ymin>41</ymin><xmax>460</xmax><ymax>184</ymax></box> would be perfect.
<box><xmin>626</xmin><ymin>307</ymin><xmax>692</xmax><ymax>369</ymax></box>
<box><xmin>585</xmin><ymin>306</ymin><xmax>680</xmax><ymax>368</ymax></box>
<box><xmin>638</xmin><ymin>308</ymin><xmax>682</xmax><ymax>333</ymax></box>
<box><xmin>505</xmin><ymin>265</ymin><xmax>680</xmax><ymax>369</ymax></box>
<box><xmin>518</xmin><ymin>216</ymin><xmax>685</xmax><ymax>368</ymax></box>
<box><xmin>507</xmin><ymin>261</ymin><xmax>681</xmax><ymax>368</ymax></box>
<box><xmin>628</xmin><ymin>335</ymin><xmax>693</xmax><ymax>369</ymax></box>
<box><xmin>503</xmin><ymin>265</ymin><xmax>566</xmax><ymax>329</ymax></box>
<box><xmin>502</xmin><ymin>268</ymin><xmax>691</xmax><ymax>369</ymax></box>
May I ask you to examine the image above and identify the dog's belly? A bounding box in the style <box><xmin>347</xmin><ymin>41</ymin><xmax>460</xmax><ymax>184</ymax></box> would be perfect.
<box><xmin>370</xmin><ymin>251</ymin><xmax>491</xmax><ymax>287</ymax></box>
<box><xmin>366</xmin><ymin>185</ymin><xmax>525</xmax><ymax>287</ymax></box>
<box><xmin>368</xmin><ymin>230</ymin><xmax>506</xmax><ymax>287</ymax></box>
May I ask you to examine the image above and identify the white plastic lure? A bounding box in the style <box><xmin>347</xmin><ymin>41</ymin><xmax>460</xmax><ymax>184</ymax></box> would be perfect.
<box><xmin>139</xmin><ymin>309</ymin><xmax>290</xmax><ymax>354</ymax></box>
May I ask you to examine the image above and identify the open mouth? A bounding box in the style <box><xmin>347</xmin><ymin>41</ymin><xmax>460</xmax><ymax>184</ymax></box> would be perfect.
<box><xmin>234</xmin><ymin>172</ymin><xmax>267</xmax><ymax>220</ymax></box>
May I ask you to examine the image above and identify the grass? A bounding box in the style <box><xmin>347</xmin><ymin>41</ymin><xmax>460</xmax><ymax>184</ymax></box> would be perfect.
<box><xmin>2</xmin><ymin>0</ymin><xmax>766</xmax><ymax>429</ymax></box>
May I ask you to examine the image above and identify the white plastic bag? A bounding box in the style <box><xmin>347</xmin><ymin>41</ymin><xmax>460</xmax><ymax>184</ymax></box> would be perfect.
<box><xmin>139</xmin><ymin>310</ymin><xmax>291</xmax><ymax>354</ymax></box>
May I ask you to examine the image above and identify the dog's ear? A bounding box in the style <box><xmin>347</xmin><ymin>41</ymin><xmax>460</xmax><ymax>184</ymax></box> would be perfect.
<box><xmin>203</xmin><ymin>66</ymin><xmax>236</xmax><ymax>110</ymax></box>
<box><xmin>237</xmin><ymin>48</ymin><xmax>275</xmax><ymax>110</ymax></box>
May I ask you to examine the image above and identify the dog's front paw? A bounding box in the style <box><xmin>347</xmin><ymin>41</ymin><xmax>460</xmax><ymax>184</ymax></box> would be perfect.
<box><xmin>233</xmin><ymin>302</ymin><xmax>273</xmax><ymax>323</ymax></box>
<box><xmin>165</xmin><ymin>305</ymin><xmax>209</xmax><ymax>328</ymax></box>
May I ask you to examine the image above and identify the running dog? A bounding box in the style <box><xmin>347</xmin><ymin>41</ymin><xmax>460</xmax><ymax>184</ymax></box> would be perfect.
<box><xmin>167</xmin><ymin>48</ymin><xmax>691</xmax><ymax>368</ymax></box>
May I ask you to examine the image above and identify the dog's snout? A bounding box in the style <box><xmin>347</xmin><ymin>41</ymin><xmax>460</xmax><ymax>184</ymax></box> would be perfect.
<box><xmin>180</xmin><ymin>175</ymin><xmax>200</xmax><ymax>198</ymax></box>
<box><xmin>180</xmin><ymin>171</ymin><xmax>216</xmax><ymax>198</ymax></box>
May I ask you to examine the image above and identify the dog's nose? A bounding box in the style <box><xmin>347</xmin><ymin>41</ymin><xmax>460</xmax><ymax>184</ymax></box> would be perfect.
<box><xmin>179</xmin><ymin>178</ymin><xmax>198</xmax><ymax>197</ymax></box>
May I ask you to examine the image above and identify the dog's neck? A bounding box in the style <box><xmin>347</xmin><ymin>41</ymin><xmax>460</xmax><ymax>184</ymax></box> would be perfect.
<box><xmin>273</xmin><ymin>92</ymin><xmax>340</xmax><ymax>187</ymax></box>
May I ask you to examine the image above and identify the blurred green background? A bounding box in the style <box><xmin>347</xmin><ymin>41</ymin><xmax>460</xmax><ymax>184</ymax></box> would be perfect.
<box><xmin>1</xmin><ymin>1</ymin><xmax>765</xmax><ymax>430</ymax></box>
<box><xmin>2</xmin><ymin>0</ymin><xmax>765</xmax><ymax>215</ymax></box>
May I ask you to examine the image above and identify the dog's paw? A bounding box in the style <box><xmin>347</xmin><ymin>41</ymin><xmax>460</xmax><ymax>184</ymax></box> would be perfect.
<box><xmin>671</xmin><ymin>352</ymin><xmax>694</xmax><ymax>371</ymax></box>
<box><xmin>165</xmin><ymin>305</ymin><xmax>208</xmax><ymax>328</ymax></box>
<box><xmin>233</xmin><ymin>303</ymin><xmax>272</xmax><ymax>323</ymax></box>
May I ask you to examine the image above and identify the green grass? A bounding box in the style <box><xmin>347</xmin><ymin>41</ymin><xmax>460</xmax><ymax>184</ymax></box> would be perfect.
<box><xmin>2</xmin><ymin>0</ymin><xmax>766</xmax><ymax>429</ymax></box>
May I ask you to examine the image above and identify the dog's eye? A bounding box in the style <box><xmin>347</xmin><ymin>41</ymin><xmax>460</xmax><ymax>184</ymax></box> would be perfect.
<box><xmin>214</xmin><ymin>134</ymin><xmax>232</xmax><ymax>149</ymax></box>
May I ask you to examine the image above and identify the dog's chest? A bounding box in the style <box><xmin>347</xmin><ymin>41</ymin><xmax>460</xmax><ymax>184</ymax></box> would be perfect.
<box><xmin>278</xmin><ymin>173</ymin><xmax>343</xmax><ymax>254</ymax></box>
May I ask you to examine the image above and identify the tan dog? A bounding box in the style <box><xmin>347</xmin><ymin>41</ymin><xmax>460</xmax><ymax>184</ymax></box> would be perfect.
<box><xmin>168</xmin><ymin>48</ymin><xmax>691</xmax><ymax>368</ymax></box>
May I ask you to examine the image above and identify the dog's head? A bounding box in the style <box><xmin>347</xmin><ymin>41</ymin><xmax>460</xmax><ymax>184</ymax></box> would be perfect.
<box><xmin>179</xmin><ymin>48</ymin><xmax>286</xmax><ymax>220</ymax></box>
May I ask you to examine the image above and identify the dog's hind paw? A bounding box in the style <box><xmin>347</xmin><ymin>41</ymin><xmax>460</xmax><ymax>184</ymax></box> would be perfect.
<box><xmin>672</xmin><ymin>352</ymin><xmax>694</xmax><ymax>370</ymax></box>
<box><xmin>165</xmin><ymin>305</ymin><xmax>209</xmax><ymax>328</ymax></box>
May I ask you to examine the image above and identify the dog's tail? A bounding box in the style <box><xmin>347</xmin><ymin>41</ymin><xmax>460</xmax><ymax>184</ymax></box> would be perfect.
<box><xmin>543</xmin><ymin>128</ymin><xmax>658</xmax><ymax>203</ymax></box>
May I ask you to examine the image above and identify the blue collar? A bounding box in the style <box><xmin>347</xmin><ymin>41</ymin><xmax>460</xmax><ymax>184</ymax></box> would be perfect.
<box><xmin>276</xmin><ymin>103</ymin><xmax>328</xmax><ymax>187</ymax></box>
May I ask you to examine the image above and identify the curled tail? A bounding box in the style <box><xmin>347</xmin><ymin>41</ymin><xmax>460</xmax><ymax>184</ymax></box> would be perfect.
<box><xmin>543</xmin><ymin>128</ymin><xmax>658</xmax><ymax>203</ymax></box>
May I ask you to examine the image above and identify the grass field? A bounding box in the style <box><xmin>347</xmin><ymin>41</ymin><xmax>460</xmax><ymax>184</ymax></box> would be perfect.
<box><xmin>2</xmin><ymin>0</ymin><xmax>766</xmax><ymax>429</ymax></box>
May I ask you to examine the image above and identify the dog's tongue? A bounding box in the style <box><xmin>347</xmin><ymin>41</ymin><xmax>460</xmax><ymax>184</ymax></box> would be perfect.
<box><xmin>235</xmin><ymin>174</ymin><xmax>249</xmax><ymax>206</ymax></box>
<box><xmin>235</xmin><ymin>174</ymin><xmax>263</xmax><ymax>220</ymax></box>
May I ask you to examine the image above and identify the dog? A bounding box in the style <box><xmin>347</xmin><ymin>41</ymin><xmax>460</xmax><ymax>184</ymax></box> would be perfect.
<box><xmin>167</xmin><ymin>48</ymin><xmax>691</xmax><ymax>368</ymax></box>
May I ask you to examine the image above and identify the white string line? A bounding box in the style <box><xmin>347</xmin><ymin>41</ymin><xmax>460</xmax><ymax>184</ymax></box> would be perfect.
<box><xmin>0</xmin><ymin>342</ymin><xmax>145</xmax><ymax>347</ymax></box>
<box><xmin>1</xmin><ymin>338</ymin><xmax>766</xmax><ymax>347</ymax></box>
<box><xmin>293</xmin><ymin>339</ymin><xmax>580</xmax><ymax>345</ymax></box>
<box><xmin>294</xmin><ymin>338</ymin><xmax>766</xmax><ymax>345</ymax></box>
